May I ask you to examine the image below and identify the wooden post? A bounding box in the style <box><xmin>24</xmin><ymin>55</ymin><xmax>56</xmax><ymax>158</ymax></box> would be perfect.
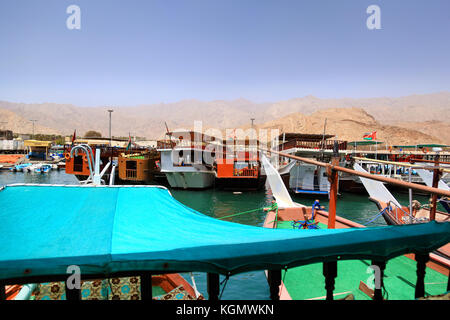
<box><xmin>323</xmin><ymin>261</ymin><xmax>337</xmax><ymax>301</ymax></box>
<box><xmin>0</xmin><ymin>284</ymin><xmax>6</xmax><ymax>300</ymax></box>
<box><xmin>447</xmin><ymin>272</ymin><xmax>450</xmax><ymax>292</ymax></box>
<box><xmin>207</xmin><ymin>273</ymin><xmax>220</xmax><ymax>301</ymax></box>
<box><xmin>408</xmin><ymin>167</ymin><xmax>413</xmax><ymax>219</ymax></box>
<box><xmin>327</xmin><ymin>141</ymin><xmax>340</xmax><ymax>229</ymax></box>
<box><xmin>429</xmin><ymin>154</ymin><xmax>441</xmax><ymax>221</ymax></box>
<box><xmin>140</xmin><ymin>273</ymin><xmax>153</xmax><ymax>300</ymax></box>
<box><xmin>65</xmin><ymin>281</ymin><xmax>81</xmax><ymax>301</ymax></box>
<box><xmin>415</xmin><ymin>253</ymin><xmax>430</xmax><ymax>299</ymax></box>
<box><xmin>371</xmin><ymin>260</ymin><xmax>386</xmax><ymax>301</ymax></box>
<box><xmin>267</xmin><ymin>269</ymin><xmax>282</xmax><ymax>300</ymax></box>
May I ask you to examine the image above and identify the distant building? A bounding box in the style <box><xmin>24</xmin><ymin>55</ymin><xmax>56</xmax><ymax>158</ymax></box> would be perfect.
<box><xmin>65</xmin><ymin>136</ymin><xmax>129</xmax><ymax>148</ymax></box>
<box><xmin>24</xmin><ymin>140</ymin><xmax>52</xmax><ymax>160</ymax></box>
<box><xmin>134</xmin><ymin>140</ymin><xmax>158</xmax><ymax>149</ymax></box>
<box><xmin>0</xmin><ymin>130</ymin><xmax>13</xmax><ymax>140</ymax></box>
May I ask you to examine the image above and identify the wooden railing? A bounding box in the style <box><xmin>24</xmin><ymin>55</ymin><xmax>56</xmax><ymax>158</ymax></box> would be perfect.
<box><xmin>126</xmin><ymin>169</ymin><xmax>137</xmax><ymax>179</ymax></box>
<box><xmin>234</xmin><ymin>168</ymin><xmax>258</xmax><ymax>177</ymax></box>
<box><xmin>278</xmin><ymin>139</ymin><xmax>348</xmax><ymax>152</ymax></box>
<box><xmin>262</xmin><ymin>146</ymin><xmax>450</xmax><ymax>231</ymax></box>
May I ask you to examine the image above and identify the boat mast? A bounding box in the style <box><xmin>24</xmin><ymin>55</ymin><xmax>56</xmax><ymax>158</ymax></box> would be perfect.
<box><xmin>320</xmin><ymin>118</ymin><xmax>327</xmax><ymax>162</ymax></box>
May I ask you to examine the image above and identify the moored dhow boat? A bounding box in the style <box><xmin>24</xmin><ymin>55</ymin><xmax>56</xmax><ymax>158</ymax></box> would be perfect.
<box><xmin>8</xmin><ymin>274</ymin><xmax>200</xmax><ymax>300</ymax></box>
<box><xmin>260</xmin><ymin>150</ymin><xmax>450</xmax><ymax>300</ymax></box>
<box><xmin>157</xmin><ymin>130</ymin><xmax>219</xmax><ymax>189</ymax></box>
<box><xmin>1</xmin><ymin>183</ymin><xmax>449</xmax><ymax>301</ymax></box>
<box><xmin>273</xmin><ymin>133</ymin><xmax>348</xmax><ymax>196</ymax></box>
<box><xmin>339</xmin><ymin>144</ymin><xmax>450</xmax><ymax>194</ymax></box>
<box><xmin>214</xmin><ymin>138</ymin><xmax>266</xmax><ymax>190</ymax></box>
<box><xmin>0</xmin><ymin>184</ymin><xmax>204</xmax><ymax>300</ymax></box>
<box><xmin>117</xmin><ymin>150</ymin><xmax>160</xmax><ymax>185</ymax></box>
<box><xmin>355</xmin><ymin>163</ymin><xmax>450</xmax><ymax>271</ymax></box>
<box><xmin>2</xmin><ymin>183</ymin><xmax>450</xmax><ymax>301</ymax></box>
<box><xmin>64</xmin><ymin>145</ymin><xmax>119</xmax><ymax>183</ymax></box>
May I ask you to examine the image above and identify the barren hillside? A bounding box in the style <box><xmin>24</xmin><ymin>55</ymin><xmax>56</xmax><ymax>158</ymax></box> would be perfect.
<box><xmin>245</xmin><ymin>108</ymin><xmax>444</xmax><ymax>146</ymax></box>
<box><xmin>0</xmin><ymin>108</ymin><xmax>61</xmax><ymax>135</ymax></box>
<box><xmin>0</xmin><ymin>92</ymin><xmax>449</xmax><ymax>143</ymax></box>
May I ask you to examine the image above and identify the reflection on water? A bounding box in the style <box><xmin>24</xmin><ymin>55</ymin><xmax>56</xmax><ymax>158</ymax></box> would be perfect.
<box><xmin>0</xmin><ymin>172</ymin><xmax>436</xmax><ymax>299</ymax></box>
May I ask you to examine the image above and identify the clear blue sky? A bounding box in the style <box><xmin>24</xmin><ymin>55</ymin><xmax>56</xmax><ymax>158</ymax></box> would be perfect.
<box><xmin>0</xmin><ymin>0</ymin><xmax>449</xmax><ymax>106</ymax></box>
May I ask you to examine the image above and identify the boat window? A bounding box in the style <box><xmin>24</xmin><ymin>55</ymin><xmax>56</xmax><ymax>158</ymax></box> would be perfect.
<box><xmin>126</xmin><ymin>161</ymin><xmax>137</xmax><ymax>170</ymax></box>
<box><xmin>173</xmin><ymin>151</ymin><xmax>193</xmax><ymax>167</ymax></box>
<box><xmin>73</xmin><ymin>155</ymin><xmax>84</xmax><ymax>172</ymax></box>
<box><xmin>234</xmin><ymin>162</ymin><xmax>249</xmax><ymax>170</ymax></box>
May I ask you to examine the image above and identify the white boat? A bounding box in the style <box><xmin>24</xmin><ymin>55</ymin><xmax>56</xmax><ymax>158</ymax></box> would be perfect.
<box><xmin>157</xmin><ymin>131</ymin><xmax>218</xmax><ymax>189</ymax></box>
<box><xmin>41</xmin><ymin>164</ymin><xmax>52</xmax><ymax>173</ymax></box>
<box><xmin>33</xmin><ymin>163</ymin><xmax>43</xmax><ymax>173</ymax></box>
<box><xmin>273</xmin><ymin>133</ymin><xmax>347</xmax><ymax>196</ymax></box>
<box><xmin>11</xmin><ymin>163</ymin><xmax>32</xmax><ymax>172</ymax></box>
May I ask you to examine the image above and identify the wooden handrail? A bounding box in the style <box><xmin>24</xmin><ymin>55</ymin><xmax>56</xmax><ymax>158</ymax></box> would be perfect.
<box><xmin>353</xmin><ymin>157</ymin><xmax>450</xmax><ymax>174</ymax></box>
<box><xmin>411</xmin><ymin>158</ymin><xmax>450</xmax><ymax>165</ymax></box>
<box><xmin>262</xmin><ymin>148</ymin><xmax>450</xmax><ymax>198</ymax></box>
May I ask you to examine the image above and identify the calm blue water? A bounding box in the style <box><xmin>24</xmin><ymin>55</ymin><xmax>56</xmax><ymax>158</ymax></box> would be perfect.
<box><xmin>0</xmin><ymin>170</ymin><xmax>432</xmax><ymax>299</ymax></box>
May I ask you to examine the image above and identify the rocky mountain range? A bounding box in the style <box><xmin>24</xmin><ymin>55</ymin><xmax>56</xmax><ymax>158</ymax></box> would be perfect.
<box><xmin>0</xmin><ymin>92</ymin><xmax>449</xmax><ymax>145</ymax></box>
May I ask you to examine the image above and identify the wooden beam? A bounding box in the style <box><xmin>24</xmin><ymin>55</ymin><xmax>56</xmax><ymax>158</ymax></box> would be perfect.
<box><xmin>140</xmin><ymin>273</ymin><xmax>153</xmax><ymax>300</ymax></box>
<box><xmin>323</xmin><ymin>261</ymin><xmax>337</xmax><ymax>301</ymax></box>
<box><xmin>415</xmin><ymin>253</ymin><xmax>430</xmax><ymax>299</ymax></box>
<box><xmin>327</xmin><ymin>157</ymin><xmax>339</xmax><ymax>229</ymax></box>
<box><xmin>65</xmin><ymin>281</ymin><xmax>81</xmax><ymax>301</ymax></box>
<box><xmin>371</xmin><ymin>261</ymin><xmax>386</xmax><ymax>301</ymax></box>
<box><xmin>0</xmin><ymin>284</ymin><xmax>6</xmax><ymax>300</ymax></box>
<box><xmin>267</xmin><ymin>269</ymin><xmax>282</xmax><ymax>300</ymax></box>
<box><xmin>429</xmin><ymin>155</ymin><xmax>441</xmax><ymax>221</ymax></box>
<box><xmin>207</xmin><ymin>273</ymin><xmax>220</xmax><ymax>301</ymax></box>
<box><xmin>354</xmin><ymin>156</ymin><xmax>450</xmax><ymax>173</ymax></box>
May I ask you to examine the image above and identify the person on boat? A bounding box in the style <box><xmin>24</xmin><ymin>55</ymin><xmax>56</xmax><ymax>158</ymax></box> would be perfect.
<box><xmin>411</xmin><ymin>200</ymin><xmax>422</xmax><ymax>217</ymax></box>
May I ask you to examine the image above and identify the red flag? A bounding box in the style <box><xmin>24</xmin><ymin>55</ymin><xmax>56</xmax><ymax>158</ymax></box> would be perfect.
<box><xmin>363</xmin><ymin>131</ymin><xmax>376</xmax><ymax>140</ymax></box>
<box><xmin>71</xmin><ymin>130</ymin><xmax>76</xmax><ymax>146</ymax></box>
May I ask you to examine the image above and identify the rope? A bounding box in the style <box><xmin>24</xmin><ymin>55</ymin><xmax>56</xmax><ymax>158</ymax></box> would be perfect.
<box><xmin>189</xmin><ymin>272</ymin><xmax>200</xmax><ymax>299</ymax></box>
<box><xmin>273</xmin><ymin>202</ymin><xmax>279</xmax><ymax>226</ymax></box>
<box><xmin>217</xmin><ymin>208</ymin><xmax>265</xmax><ymax>220</ymax></box>
<box><xmin>291</xmin><ymin>219</ymin><xmax>320</xmax><ymax>229</ymax></box>
<box><xmin>219</xmin><ymin>274</ymin><xmax>230</xmax><ymax>300</ymax></box>
<box><xmin>291</xmin><ymin>200</ymin><xmax>321</xmax><ymax>230</ymax></box>
<box><xmin>363</xmin><ymin>206</ymin><xmax>391</xmax><ymax>225</ymax></box>
<box><xmin>218</xmin><ymin>202</ymin><xmax>278</xmax><ymax>220</ymax></box>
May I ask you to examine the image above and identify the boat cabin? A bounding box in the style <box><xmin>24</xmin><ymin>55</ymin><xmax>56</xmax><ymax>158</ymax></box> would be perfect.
<box><xmin>117</xmin><ymin>150</ymin><xmax>159</xmax><ymax>184</ymax></box>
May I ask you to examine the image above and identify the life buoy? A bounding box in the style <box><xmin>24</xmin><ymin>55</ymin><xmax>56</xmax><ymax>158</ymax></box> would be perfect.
<box><xmin>83</xmin><ymin>154</ymin><xmax>87</xmax><ymax>161</ymax></box>
<box><xmin>64</xmin><ymin>153</ymin><xmax>70</xmax><ymax>160</ymax></box>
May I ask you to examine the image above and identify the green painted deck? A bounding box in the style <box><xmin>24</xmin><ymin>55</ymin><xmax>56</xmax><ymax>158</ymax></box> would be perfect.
<box><xmin>277</xmin><ymin>221</ymin><xmax>448</xmax><ymax>300</ymax></box>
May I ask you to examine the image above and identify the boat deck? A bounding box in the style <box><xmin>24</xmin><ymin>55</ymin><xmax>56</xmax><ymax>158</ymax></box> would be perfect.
<box><xmin>276</xmin><ymin>220</ymin><xmax>448</xmax><ymax>300</ymax></box>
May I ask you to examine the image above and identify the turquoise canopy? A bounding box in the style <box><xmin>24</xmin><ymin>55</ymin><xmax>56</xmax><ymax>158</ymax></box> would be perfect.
<box><xmin>0</xmin><ymin>184</ymin><xmax>449</xmax><ymax>281</ymax></box>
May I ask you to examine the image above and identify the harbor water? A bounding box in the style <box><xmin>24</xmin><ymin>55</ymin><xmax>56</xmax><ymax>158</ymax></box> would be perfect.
<box><xmin>0</xmin><ymin>170</ymin><xmax>434</xmax><ymax>300</ymax></box>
